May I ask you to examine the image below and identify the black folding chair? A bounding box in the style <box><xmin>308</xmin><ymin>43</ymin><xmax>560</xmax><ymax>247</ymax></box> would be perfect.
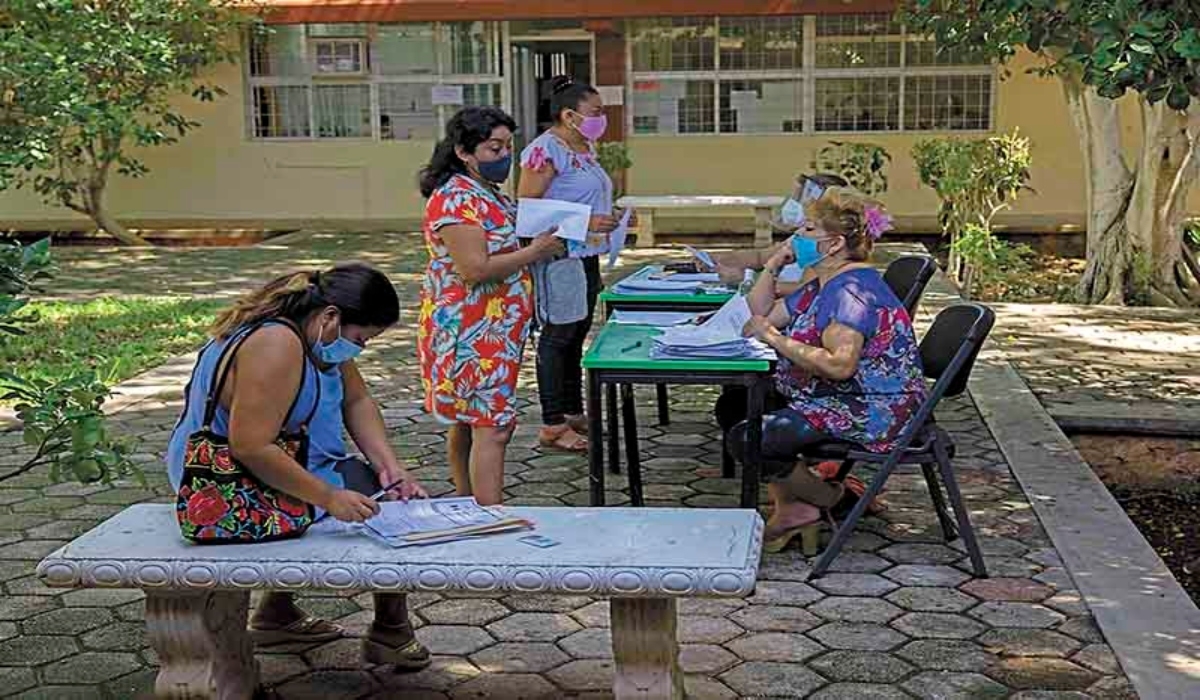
<box><xmin>804</xmin><ymin>302</ymin><xmax>996</xmax><ymax>580</ymax></box>
<box><xmin>719</xmin><ymin>256</ymin><xmax>938</xmax><ymax>478</ymax></box>
<box><xmin>883</xmin><ymin>255</ymin><xmax>937</xmax><ymax>317</ymax></box>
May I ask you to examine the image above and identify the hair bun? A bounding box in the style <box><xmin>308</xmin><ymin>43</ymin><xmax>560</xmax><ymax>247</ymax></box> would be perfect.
<box><xmin>550</xmin><ymin>75</ymin><xmax>575</xmax><ymax>94</ymax></box>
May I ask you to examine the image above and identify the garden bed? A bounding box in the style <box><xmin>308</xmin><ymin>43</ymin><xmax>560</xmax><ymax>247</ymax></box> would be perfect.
<box><xmin>1072</xmin><ymin>434</ymin><xmax>1200</xmax><ymax>603</ymax></box>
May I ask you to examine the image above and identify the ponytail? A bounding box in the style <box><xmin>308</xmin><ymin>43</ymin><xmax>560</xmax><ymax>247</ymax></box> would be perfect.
<box><xmin>210</xmin><ymin>263</ymin><xmax>400</xmax><ymax>339</ymax></box>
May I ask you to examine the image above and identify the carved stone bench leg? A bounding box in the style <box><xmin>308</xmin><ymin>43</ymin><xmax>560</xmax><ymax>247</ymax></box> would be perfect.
<box><xmin>610</xmin><ymin>597</ymin><xmax>683</xmax><ymax>700</ymax></box>
<box><xmin>145</xmin><ymin>590</ymin><xmax>259</xmax><ymax>700</ymax></box>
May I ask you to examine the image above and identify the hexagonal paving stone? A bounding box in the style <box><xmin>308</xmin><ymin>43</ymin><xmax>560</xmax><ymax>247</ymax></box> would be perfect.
<box><xmin>486</xmin><ymin>612</ymin><xmax>579</xmax><ymax>642</ymax></box>
<box><xmin>1072</xmin><ymin>644</ymin><xmax>1121</xmax><ymax>675</ymax></box>
<box><xmin>1034</xmin><ymin>567</ymin><xmax>1076</xmax><ymax>590</ymax></box>
<box><xmin>977</xmin><ymin>557</ymin><xmax>1043</xmax><ymax>579</ymax></box>
<box><xmin>978</xmin><ymin>629</ymin><xmax>1081</xmax><ymax>658</ymax></box>
<box><xmin>469</xmin><ymin>642</ymin><xmax>569</xmax><ymax>673</ymax></box>
<box><xmin>808</xmin><ymin>650</ymin><xmax>915</xmax><ymax>683</ymax></box>
<box><xmin>0</xmin><ymin>667</ymin><xmax>37</xmax><ymax>697</ymax></box>
<box><xmin>902</xmin><ymin>671</ymin><xmax>1008</xmax><ymax>700</ymax></box>
<box><xmin>728</xmin><ymin>604</ymin><xmax>821</xmax><ymax>633</ymax></box>
<box><xmin>419</xmin><ymin>599</ymin><xmax>510</xmax><ymax>626</ymax></box>
<box><xmin>961</xmin><ymin>578</ymin><xmax>1054</xmax><ymax>602</ymax></box>
<box><xmin>892</xmin><ymin>612</ymin><xmax>986</xmax><ymax>640</ymax></box>
<box><xmin>1087</xmin><ymin>675</ymin><xmax>1139</xmax><ymax>699</ymax></box>
<box><xmin>0</xmin><ymin>622</ymin><xmax>16</xmax><ymax>643</ymax></box>
<box><xmin>678</xmin><ymin>598</ymin><xmax>746</xmax><ymax>617</ymax></box>
<box><xmin>747</xmin><ymin>580</ymin><xmax>825</xmax><ymax>607</ymax></box>
<box><xmin>379</xmin><ymin>654</ymin><xmax>480</xmax><ymax>692</ymax></box>
<box><xmin>987</xmin><ymin>657</ymin><xmax>1100</xmax><ymax>691</ymax></box>
<box><xmin>0</xmin><ymin>595</ymin><xmax>58</xmax><ymax>621</ymax></box>
<box><xmin>40</xmin><ymin>651</ymin><xmax>143</xmax><ymax>684</ymax></box>
<box><xmin>808</xmin><ymin>622</ymin><xmax>907</xmax><ymax>651</ymax></box>
<box><xmin>758</xmin><ymin>554</ymin><xmax>814</xmax><ymax>582</ymax></box>
<box><xmin>883</xmin><ymin>565</ymin><xmax>971</xmax><ymax>588</ymax></box>
<box><xmin>679</xmin><ymin>644</ymin><xmax>738</xmax><ymax>674</ymax></box>
<box><xmin>546</xmin><ymin>658</ymin><xmax>614</xmax><ymax>691</ymax></box>
<box><xmin>259</xmin><ymin>654</ymin><xmax>311</xmax><ymax>686</ymax></box>
<box><xmin>449</xmin><ymin>672</ymin><xmax>559</xmax><ymax>699</ymax></box>
<box><xmin>502</xmin><ymin>594</ymin><xmax>591</xmax><ymax>613</ymax></box>
<box><xmin>415</xmin><ymin>626</ymin><xmax>496</xmax><ymax>655</ymax></box>
<box><xmin>61</xmin><ymin>588</ymin><xmax>145</xmax><ymax>608</ymax></box>
<box><xmin>683</xmin><ymin>675</ymin><xmax>737</xmax><ymax>699</ymax></box>
<box><xmin>808</xmin><ymin>596</ymin><xmax>903</xmax><ymax>624</ymax></box>
<box><xmin>886</xmin><ymin>587</ymin><xmax>977</xmax><ymax>613</ymax></box>
<box><xmin>726</xmin><ymin>632</ymin><xmax>824</xmax><ymax>663</ymax></box>
<box><xmin>8</xmin><ymin>686</ymin><xmax>101</xmax><ymax>700</ymax></box>
<box><xmin>826</xmin><ymin>552</ymin><xmax>893</xmax><ymax>574</ymax></box>
<box><xmin>22</xmin><ymin>607</ymin><xmax>112</xmax><ymax>636</ymax></box>
<box><xmin>1043</xmin><ymin>591</ymin><xmax>1089</xmax><ymax>618</ymax></box>
<box><xmin>304</xmin><ymin>638</ymin><xmax>366</xmax><ymax>671</ymax></box>
<box><xmin>809</xmin><ymin>573</ymin><xmax>899</xmax><ymax>598</ymax></box>
<box><xmin>970</xmin><ymin>602</ymin><xmax>1066</xmax><ymax>629</ymax></box>
<box><xmin>275</xmin><ymin>669</ymin><xmax>378</xmax><ymax>700</ymax></box>
<box><xmin>0</xmin><ymin>634</ymin><xmax>78</xmax><ymax>665</ymax></box>
<box><xmin>570</xmin><ymin>601</ymin><xmax>610</xmax><ymax>628</ymax></box>
<box><xmin>1008</xmin><ymin>692</ymin><xmax>1091</xmax><ymax>700</ymax></box>
<box><xmin>896</xmin><ymin>639</ymin><xmax>993</xmax><ymax>673</ymax></box>
<box><xmin>878</xmin><ymin>543</ymin><xmax>964</xmax><ymax>565</ymax></box>
<box><xmin>808</xmin><ymin>682</ymin><xmax>914</xmax><ymax>700</ymax></box>
<box><xmin>678</xmin><ymin>615</ymin><xmax>743</xmax><ymax>645</ymax></box>
<box><xmin>558</xmin><ymin>628</ymin><xmax>612</xmax><ymax>659</ymax></box>
<box><xmin>719</xmin><ymin>661</ymin><xmax>826</xmax><ymax>698</ymax></box>
<box><xmin>1056</xmin><ymin>617</ymin><xmax>1104</xmax><ymax>644</ymax></box>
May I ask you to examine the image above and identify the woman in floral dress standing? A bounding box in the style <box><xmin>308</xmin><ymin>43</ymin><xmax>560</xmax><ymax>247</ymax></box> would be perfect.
<box><xmin>418</xmin><ymin>106</ymin><xmax>562</xmax><ymax>505</ymax></box>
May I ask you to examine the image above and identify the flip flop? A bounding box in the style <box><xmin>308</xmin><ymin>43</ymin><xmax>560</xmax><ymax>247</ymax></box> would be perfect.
<box><xmin>363</xmin><ymin>636</ymin><xmax>433</xmax><ymax>671</ymax></box>
<box><xmin>565</xmin><ymin>414</ymin><xmax>590</xmax><ymax>436</ymax></box>
<box><xmin>249</xmin><ymin>614</ymin><xmax>343</xmax><ymax>645</ymax></box>
<box><xmin>538</xmin><ymin>425</ymin><xmax>588</xmax><ymax>453</ymax></box>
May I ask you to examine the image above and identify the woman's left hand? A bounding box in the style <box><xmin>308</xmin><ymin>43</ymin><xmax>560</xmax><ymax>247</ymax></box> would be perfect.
<box><xmin>378</xmin><ymin>466</ymin><xmax>428</xmax><ymax>500</ymax></box>
<box><xmin>743</xmin><ymin>315</ymin><xmax>779</xmax><ymax>343</ymax></box>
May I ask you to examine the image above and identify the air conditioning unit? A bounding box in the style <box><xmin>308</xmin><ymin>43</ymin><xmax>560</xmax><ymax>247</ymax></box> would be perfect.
<box><xmin>312</xmin><ymin>38</ymin><xmax>367</xmax><ymax>76</ymax></box>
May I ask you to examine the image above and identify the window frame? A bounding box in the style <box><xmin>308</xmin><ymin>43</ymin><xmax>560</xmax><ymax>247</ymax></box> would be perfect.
<box><xmin>244</xmin><ymin>22</ymin><xmax>504</xmax><ymax>142</ymax></box>
<box><xmin>626</xmin><ymin>15</ymin><xmax>996</xmax><ymax>138</ymax></box>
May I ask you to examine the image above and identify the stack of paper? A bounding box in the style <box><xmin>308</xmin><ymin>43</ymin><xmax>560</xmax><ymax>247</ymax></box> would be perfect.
<box><xmin>361</xmin><ymin>497</ymin><xmax>532</xmax><ymax>548</ymax></box>
<box><xmin>650</xmin><ymin>295</ymin><xmax>776</xmax><ymax>361</ymax></box>
<box><xmin>609</xmin><ymin>310</ymin><xmax>705</xmax><ymax>326</ymax></box>
<box><xmin>612</xmin><ymin>269</ymin><xmax>725</xmax><ymax>296</ymax></box>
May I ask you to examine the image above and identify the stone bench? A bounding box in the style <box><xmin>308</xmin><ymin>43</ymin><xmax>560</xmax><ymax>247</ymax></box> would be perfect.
<box><xmin>37</xmin><ymin>503</ymin><xmax>763</xmax><ymax>699</ymax></box>
<box><xmin>617</xmin><ymin>195</ymin><xmax>784</xmax><ymax>248</ymax></box>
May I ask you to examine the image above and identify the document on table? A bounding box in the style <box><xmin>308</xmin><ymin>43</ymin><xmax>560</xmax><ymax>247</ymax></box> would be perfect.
<box><xmin>609</xmin><ymin>310</ymin><xmax>704</xmax><ymax>326</ymax></box>
<box><xmin>684</xmin><ymin>245</ymin><xmax>717</xmax><ymax>271</ymax></box>
<box><xmin>605</xmin><ymin>208</ymin><xmax>635</xmax><ymax>270</ymax></box>
<box><xmin>657</xmin><ymin>295</ymin><xmax>752</xmax><ymax>347</ymax></box>
<box><xmin>516</xmin><ymin>198</ymin><xmax>591</xmax><ymax>242</ymax></box>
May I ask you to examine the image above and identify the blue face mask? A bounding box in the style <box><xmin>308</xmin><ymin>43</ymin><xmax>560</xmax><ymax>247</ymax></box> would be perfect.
<box><xmin>790</xmin><ymin>235</ymin><xmax>828</xmax><ymax>270</ymax></box>
<box><xmin>314</xmin><ymin>321</ymin><xmax>362</xmax><ymax>366</ymax></box>
<box><xmin>780</xmin><ymin>198</ymin><xmax>805</xmax><ymax>227</ymax></box>
<box><xmin>478</xmin><ymin>153</ymin><xmax>512</xmax><ymax>184</ymax></box>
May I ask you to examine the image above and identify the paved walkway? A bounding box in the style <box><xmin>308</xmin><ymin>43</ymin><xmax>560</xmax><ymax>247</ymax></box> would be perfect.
<box><xmin>0</xmin><ymin>233</ymin><xmax>1137</xmax><ymax>698</ymax></box>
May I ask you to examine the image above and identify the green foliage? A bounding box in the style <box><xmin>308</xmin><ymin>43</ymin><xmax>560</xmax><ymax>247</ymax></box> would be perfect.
<box><xmin>0</xmin><ymin>0</ymin><xmax>250</xmax><ymax>240</ymax></box>
<box><xmin>1186</xmin><ymin>220</ymin><xmax>1200</xmax><ymax>247</ymax></box>
<box><xmin>903</xmin><ymin>0</ymin><xmax>1200</xmax><ymax>109</ymax></box>
<box><xmin>0</xmin><ymin>240</ymin><xmax>141</xmax><ymax>484</ymax></box>
<box><xmin>951</xmin><ymin>223</ymin><xmax>1035</xmax><ymax>299</ymax></box>
<box><xmin>810</xmin><ymin>141</ymin><xmax>892</xmax><ymax>195</ymax></box>
<box><xmin>912</xmin><ymin>130</ymin><xmax>1033</xmax><ymax>236</ymax></box>
<box><xmin>0</xmin><ymin>296</ymin><xmax>221</xmax><ymax>390</ymax></box>
<box><xmin>597</xmin><ymin>142</ymin><xmax>634</xmax><ymax>199</ymax></box>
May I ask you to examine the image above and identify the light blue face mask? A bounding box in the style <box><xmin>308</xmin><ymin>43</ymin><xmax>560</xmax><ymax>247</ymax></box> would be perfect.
<box><xmin>314</xmin><ymin>320</ymin><xmax>362</xmax><ymax>365</ymax></box>
<box><xmin>790</xmin><ymin>234</ymin><xmax>840</xmax><ymax>271</ymax></box>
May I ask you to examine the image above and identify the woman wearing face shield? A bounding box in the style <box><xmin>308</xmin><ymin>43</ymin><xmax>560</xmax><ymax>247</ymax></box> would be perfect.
<box><xmin>715</xmin><ymin>188</ymin><xmax>927</xmax><ymax>555</ymax></box>
<box><xmin>418</xmin><ymin>107</ymin><xmax>563</xmax><ymax>508</ymax></box>
<box><xmin>165</xmin><ymin>263</ymin><xmax>432</xmax><ymax>668</ymax></box>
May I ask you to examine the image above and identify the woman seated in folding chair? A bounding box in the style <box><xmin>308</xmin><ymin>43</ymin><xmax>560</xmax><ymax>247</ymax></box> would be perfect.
<box><xmin>716</xmin><ymin>188</ymin><xmax>927</xmax><ymax>555</ymax></box>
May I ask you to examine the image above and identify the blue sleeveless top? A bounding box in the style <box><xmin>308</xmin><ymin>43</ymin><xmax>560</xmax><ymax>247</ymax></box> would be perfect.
<box><xmin>166</xmin><ymin>321</ymin><xmax>349</xmax><ymax>491</ymax></box>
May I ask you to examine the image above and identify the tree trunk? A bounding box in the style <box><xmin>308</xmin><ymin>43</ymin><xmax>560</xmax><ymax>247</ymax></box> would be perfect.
<box><xmin>1066</xmin><ymin>72</ymin><xmax>1200</xmax><ymax>306</ymax></box>
<box><xmin>82</xmin><ymin>178</ymin><xmax>150</xmax><ymax>247</ymax></box>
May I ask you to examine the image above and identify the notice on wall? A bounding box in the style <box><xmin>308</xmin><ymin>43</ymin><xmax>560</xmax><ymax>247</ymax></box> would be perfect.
<box><xmin>597</xmin><ymin>85</ymin><xmax>624</xmax><ymax>106</ymax></box>
<box><xmin>431</xmin><ymin>85</ymin><xmax>465</xmax><ymax>106</ymax></box>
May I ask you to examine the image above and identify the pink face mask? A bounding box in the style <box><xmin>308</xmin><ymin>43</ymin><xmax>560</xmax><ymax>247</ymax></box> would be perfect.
<box><xmin>573</xmin><ymin>113</ymin><xmax>608</xmax><ymax>142</ymax></box>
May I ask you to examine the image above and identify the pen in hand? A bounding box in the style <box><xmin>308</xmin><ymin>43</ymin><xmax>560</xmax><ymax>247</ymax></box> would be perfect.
<box><xmin>312</xmin><ymin>477</ymin><xmax>407</xmax><ymax>525</ymax></box>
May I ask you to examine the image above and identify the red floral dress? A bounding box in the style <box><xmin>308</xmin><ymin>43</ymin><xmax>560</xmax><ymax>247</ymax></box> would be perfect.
<box><xmin>418</xmin><ymin>174</ymin><xmax>533</xmax><ymax>427</ymax></box>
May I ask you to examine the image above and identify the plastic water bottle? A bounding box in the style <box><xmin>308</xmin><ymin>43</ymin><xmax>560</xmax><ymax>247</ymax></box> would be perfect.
<box><xmin>737</xmin><ymin>269</ymin><xmax>755</xmax><ymax>296</ymax></box>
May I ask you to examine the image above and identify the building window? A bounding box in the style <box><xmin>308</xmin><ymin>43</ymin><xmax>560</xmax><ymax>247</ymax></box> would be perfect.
<box><xmin>628</xmin><ymin>14</ymin><xmax>993</xmax><ymax>135</ymax></box>
<box><xmin>246</xmin><ymin>22</ymin><xmax>502</xmax><ymax>140</ymax></box>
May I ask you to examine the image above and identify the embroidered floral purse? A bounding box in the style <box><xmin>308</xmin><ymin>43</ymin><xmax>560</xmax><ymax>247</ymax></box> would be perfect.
<box><xmin>175</xmin><ymin>321</ymin><xmax>320</xmax><ymax>544</ymax></box>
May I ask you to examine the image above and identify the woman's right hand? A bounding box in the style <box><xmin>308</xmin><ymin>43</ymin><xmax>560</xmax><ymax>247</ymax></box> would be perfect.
<box><xmin>322</xmin><ymin>489</ymin><xmax>380</xmax><ymax>523</ymax></box>
<box><xmin>767</xmin><ymin>242</ymin><xmax>796</xmax><ymax>272</ymax></box>
<box><xmin>529</xmin><ymin>229</ymin><xmax>566</xmax><ymax>260</ymax></box>
<box><xmin>589</xmin><ymin>214</ymin><xmax>619</xmax><ymax>233</ymax></box>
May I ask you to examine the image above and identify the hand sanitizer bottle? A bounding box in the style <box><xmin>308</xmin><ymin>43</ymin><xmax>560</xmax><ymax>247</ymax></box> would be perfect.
<box><xmin>737</xmin><ymin>269</ymin><xmax>755</xmax><ymax>296</ymax></box>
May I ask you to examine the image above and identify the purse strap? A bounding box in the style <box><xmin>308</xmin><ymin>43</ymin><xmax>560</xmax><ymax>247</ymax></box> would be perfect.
<box><xmin>201</xmin><ymin>319</ymin><xmax>321</xmax><ymax>431</ymax></box>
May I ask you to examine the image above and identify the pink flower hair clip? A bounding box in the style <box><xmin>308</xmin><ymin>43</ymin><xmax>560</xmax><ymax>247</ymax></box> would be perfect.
<box><xmin>864</xmin><ymin>206</ymin><xmax>894</xmax><ymax>240</ymax></box>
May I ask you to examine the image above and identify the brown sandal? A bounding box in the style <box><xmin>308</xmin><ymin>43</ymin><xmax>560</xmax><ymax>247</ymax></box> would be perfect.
<box><xmin>363</xmin><ymin>634</ymin><xmax>432</xmax><ymax>671</ymax></box>
<box><xmin>249</xmin><ymin>614</ymin><xmax>343</xmax><ymax>645</ymax></box>
<box><xmin>565</xmin><ymin>414</ymin><xmax>590</xmax><ymax>436</ymax></box>
<box><xmin>539</xmin><ymin>425</ymin><xmax>588</xmax><ymax>453</ymax></box>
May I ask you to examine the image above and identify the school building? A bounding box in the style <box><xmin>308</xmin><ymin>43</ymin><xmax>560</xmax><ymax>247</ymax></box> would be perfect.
<box><xmin>3</xmin><ymin>0</ymin><xmax>1197</xmax><ymax>237</ymax></box>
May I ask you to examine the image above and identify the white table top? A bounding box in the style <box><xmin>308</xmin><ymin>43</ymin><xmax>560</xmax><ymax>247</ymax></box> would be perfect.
<box><xmin>38</xmin><ymin>504</ymin><xmax>764</xmax><ymax>598</ymax></box>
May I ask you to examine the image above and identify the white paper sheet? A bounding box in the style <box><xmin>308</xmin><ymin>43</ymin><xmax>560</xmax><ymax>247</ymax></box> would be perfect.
<box><xmin>516</xmin><ymin>198</ymin><xmax>591</xmax><ymax>242</ymax></box>
<box><xmin>605</xmin><ymin>208</ymin><xmax>634</xmax><ymax>270</ymax></box>
<box><xmin>609</xmin><ymin>310</ymin><xmax>703</xmax><ymax>326</ymax></box>
<box><xmin>684</xmin><ymin>245</ymin><xmax>717</xmax><ymax>271</ymax></box>
<box><xmin>657</xmin><ymin>295</ymin><xmax>752</xmax><ymax>348</ymax></box>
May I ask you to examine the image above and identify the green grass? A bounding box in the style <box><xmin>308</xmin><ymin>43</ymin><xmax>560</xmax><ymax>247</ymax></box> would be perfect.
<box><xmin>0</xmin><ymin>297</ymin><xmax>222</xmax><ymax>396</ymax></box>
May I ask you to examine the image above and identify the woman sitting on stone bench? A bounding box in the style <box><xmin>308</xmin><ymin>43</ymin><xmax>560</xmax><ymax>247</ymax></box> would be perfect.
<box><xmin>165</xmin><ymin>263</ymin><xmax>431</xmax><ymax>670</ymax></box>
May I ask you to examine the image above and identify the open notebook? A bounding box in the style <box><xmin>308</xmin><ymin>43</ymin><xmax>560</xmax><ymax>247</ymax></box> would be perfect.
<box><xmin>314</xmin><ymin>497</ymin><xmax>532</xmax><ymax>548</ymax></box>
